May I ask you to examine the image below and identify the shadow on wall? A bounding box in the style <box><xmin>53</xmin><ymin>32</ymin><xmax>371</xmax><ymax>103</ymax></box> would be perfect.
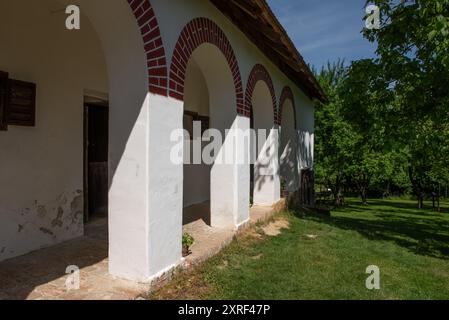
<box><xmin>181</xmin><ymin>42</ymin><xmax>241</xmax><ymax>228</ymax></box>
<box><xmin>298</xmin><ymin>130</ymin><xmax>314</xmax><ymax>169</ymax></box>
<box><xmin>0</xmin><ymin>0</ymin><xmax>150</xmax><ymax>298</ymax></box>
<box><xmin>250</xmin><ymin>77</ymin><xmax>279</xmax><ymax>203</ymax></box>
<box><xmin>280</xmin><ymin>140</ymin><xmax>299</xmax><ymax>192</ymax></box>
<box><xmin>254</xmin><ymin>145</ymin><xmax>275</xmax><ymax>193</ymax></box>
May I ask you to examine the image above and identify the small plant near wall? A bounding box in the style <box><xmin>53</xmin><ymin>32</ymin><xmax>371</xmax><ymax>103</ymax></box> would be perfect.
<box><xmin>182</xmin><ymin>233</ymin><xmax>195</xmax><ymax>257</ymax></box>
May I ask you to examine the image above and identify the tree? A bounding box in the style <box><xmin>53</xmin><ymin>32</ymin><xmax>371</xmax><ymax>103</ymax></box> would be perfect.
<box><xmin>315</xmin><ymin>60</ymin><xmax>356</xmax><ymax>205</ymax></box>
<box><xmin>338</xmin><ymin>59</ymin><xmax>394</xmax><ymax>205</ymax></box>
<box><xmin>314</xmin><ymin>1</ymin><xmax>449</xmax><ymax>207</ymax></box>
<box><xmin>363</xmin><ymin>0</ymin><xmax>449</xmax><ymax>207</ymax></box>
<box><xmin>316</xmin><ymin>60</ymin><xmax>396</xmax><ymax>205</ymax></box>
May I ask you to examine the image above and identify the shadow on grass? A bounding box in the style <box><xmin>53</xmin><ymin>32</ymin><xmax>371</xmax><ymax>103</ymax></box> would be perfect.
<box><xmin>335</xmin><ymin>200</ymin><xmax>448</xmax><ymax>216</ymax></box>
<box><xmin>368</xmin><ymin>199</ymin><xmax>448</xmax><ymax>215</ymax></box>
<box><xmin>298</xmin><ymin>200</ymin><xmax>449</xmax><ymax>260</ymax></box>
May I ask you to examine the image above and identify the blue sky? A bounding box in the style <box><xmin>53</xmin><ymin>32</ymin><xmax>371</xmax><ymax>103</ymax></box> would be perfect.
<box><xmin>267</xmin><ymin>0</ymin><xmax>377</xmax><ymax>70</ymax></box>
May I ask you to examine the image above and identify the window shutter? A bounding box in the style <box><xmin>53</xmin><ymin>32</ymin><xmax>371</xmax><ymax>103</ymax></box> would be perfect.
<box><xmin>0</xmin><ymin>71</ymin><xmax>8</xmax><ymax>131</ymax></box>
<box><xmin>7</xmin><ymin>79</ymin><xmax>36</xmax><ymax>127</ymax></box>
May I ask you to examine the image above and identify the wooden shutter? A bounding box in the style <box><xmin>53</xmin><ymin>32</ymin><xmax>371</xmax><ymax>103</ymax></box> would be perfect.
<box><xmin>7</xmin><ymin>79</ymin><xmax>36</xmax><ymax>127</ymax></box>
<box><xmin>0</xmin><ymin>71</ymin><xmax>8</xmax><ymax>131</ymax></box>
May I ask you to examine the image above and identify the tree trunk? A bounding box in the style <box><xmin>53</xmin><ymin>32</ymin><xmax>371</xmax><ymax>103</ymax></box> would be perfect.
<box><xmin>356</xmin><ymin>172</ymin><xmax>370</xmax><ymax>205</ymax></box>
<box><xmin>417</xmin><ymin>193</ymin><xmax>424</xmax><ymax>209</ymax></box>
<box><xmin>383</xmin><ymin>181</ymin><xmax>391</xmax><ymax>198</ymax></box>
<box><xmin>360</xmin><ymin>188</ymin><xmax>368</xmax><ymax>205</ymax></box>
<box><xmin>408</xmin><ymin>165</ymin><xmax>424</xmax><ymax>210</ymax></box>
<box><xmin>331</xmin><ymin>176</ymin><xmax>344</xmax><ymax>207</ymax></box>
<box><xmin>333</xmin><ymin>190</ymin><xmax>344</xmax><ymax>206</ymax></box>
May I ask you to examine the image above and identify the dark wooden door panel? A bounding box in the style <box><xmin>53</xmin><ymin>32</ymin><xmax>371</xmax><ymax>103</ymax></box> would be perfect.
<box><xmin>85</xmin><ymin>104</ymin><xmax>109</xmax><ymax>219</ymax></box>
<box><xmin>88</xmin><ymin>162</ymin><xmax>108</xmax><ymax>217</ymax></box>
<box><xmin>0</xmin><ymin>71</ymin><xmax>8</xmax><ymax>130</ymax></box>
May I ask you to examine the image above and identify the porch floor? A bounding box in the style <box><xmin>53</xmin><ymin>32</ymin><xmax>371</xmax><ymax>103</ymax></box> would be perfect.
<box><xmin>181</xmin><ymin>203</ymin><xmax>275</xmax><ymax>267</ymax></box>
<box><xmin>0</xmin><ymin>205</ymin><xmax>276</xmax><ymax>300</ymax></box>
<box><xmin>0</xmin><ymin>218</ymin><xmax>145</xmax><ymax>300</ymax></box>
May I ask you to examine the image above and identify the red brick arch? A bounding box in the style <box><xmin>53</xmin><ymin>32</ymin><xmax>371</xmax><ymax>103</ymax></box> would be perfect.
<box><xmin>168</xmin><ymin>18</ymin><xmax>245</xmax><ymax>116</ymax></box>
<box><xmin>245</xmin><ymin>64</ymin><xmax>278</xmax><ymax>125</ymax></box>
<box><xmin>127</xmin><ymin>0</ymin><xmax>168</xmax><ymax>96</ymax></box>
<box><xmin>279</xmin><ymin>86</ymin><xmax>297</xmax><ymax>129</ymax></box>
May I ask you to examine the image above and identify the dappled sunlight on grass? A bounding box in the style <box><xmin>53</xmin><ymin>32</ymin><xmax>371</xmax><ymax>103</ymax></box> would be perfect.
<box><xmin>150</xmin><ymin>199</ymin><xmax>449</xmax><ymax>300</ymax></box>
<box><xmin>325</xmin><ymin>199</ymin><xmax>449</xmax><ymax>259</ymax></box>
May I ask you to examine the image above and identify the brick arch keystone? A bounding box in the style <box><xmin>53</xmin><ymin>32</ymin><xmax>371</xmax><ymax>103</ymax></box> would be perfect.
<box><xmin>127</xmin><ymin>0</ymin><xmax>168</xmax><ymax>96</ymax></box>
<box><xmin>245</xmin><ymin>64</ymin><xmax>278</xmax><ymax>125</ymax></box>
<box><xmin>279</xmin><ymin>86</ymin><xmax>297</xmax><ymax>129</ymax></box>
<box><xmin>168</xmin><ymin>17</ymin><xmax>245</xmax><ymax>116</ymax></box>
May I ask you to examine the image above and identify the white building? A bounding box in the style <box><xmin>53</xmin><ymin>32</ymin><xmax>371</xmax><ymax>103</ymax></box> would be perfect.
<box><xmin>0</xmin><ymin>0</ymin><xmax>325</xmax><ymax>282</ymax></box>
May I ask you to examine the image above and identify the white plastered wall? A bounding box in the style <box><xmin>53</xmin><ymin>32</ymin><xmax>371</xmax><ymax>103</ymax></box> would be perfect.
<box><xmin>0</xmin><ymin>0</ymin><xmax>316</xmax><ymax>282</ymax></box>
<box><xmin>295</xmin><ymin>92</ymin><xmax>315</xmax><ymax>172</ymax></box>
<box><xmin>0</xmin><ymin>0</ymin><xmax>108</xmax><ymax>262</ymax></box>
<box><xmin>152</xmin><ymin>0</ymin><xmax>314</xmax><ymax>196</ymax></box>
<box><xmin>187</xmin><ymin>44</ymin><xmax>249</xmax><ymax>229</ymax></box>
<box><xmin>183</xmin><ymin>58</ymin><xmax>210</xmax><ymax>209</ymax></box>
<box><xmin>252</xmin><ymin>82</ymin><xmax>281</xmax><ymax>205</ymax></box>
<box><xmin>72</xmin><ymin>0</ymin><xmax>182</xmax><ymax>281</ymax></box>
<box><xmin>117</xmin><ymin>0</ymin><xmax>315</xmax><ymax>279</ymax></box>
<box><xmin>0</xmin><ymin>0</ymin><xmax>184</xmax><ymax>282</ymax></box>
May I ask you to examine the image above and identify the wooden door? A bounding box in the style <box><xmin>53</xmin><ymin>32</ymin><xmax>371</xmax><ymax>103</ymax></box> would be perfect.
<box><xmin>0</xmin><ymin>71</ymin><xmax>8</xmax><ymax>130</ymax></box>
<box><xmin>84</xmin><ymin>104</ymin><xmax>109</xmax><ymax>220</ymax></box>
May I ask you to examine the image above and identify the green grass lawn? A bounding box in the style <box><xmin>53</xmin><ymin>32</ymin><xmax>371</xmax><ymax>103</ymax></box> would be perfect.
<box><xmin>150</xmin><ymin>199</ymin><xmax>449</xmax><ymax>300</ymax></box>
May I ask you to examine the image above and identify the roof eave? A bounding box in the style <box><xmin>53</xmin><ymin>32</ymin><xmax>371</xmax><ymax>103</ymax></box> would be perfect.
<box><xmin>210</xmin><ymin>0</ymin><xmax>327</xmax><ymax>104</ymax></box>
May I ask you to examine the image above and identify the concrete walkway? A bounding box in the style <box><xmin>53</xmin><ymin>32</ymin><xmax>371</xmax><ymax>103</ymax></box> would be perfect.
<box><xmin>0</xmin><ymin>218</ymin><xmax>145</xmax><ymax>300</ymax></box>
<box><xmin>0</xmin><ymin>205</ymin><xmax>277</xmax><ymax>300</ymax></box>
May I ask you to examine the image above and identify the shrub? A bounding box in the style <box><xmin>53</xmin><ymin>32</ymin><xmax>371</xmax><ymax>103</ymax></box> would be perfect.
<box><xmin>182</xmin><ymin>233</ymin><xmax>194</xmax><ymax>249</ymax></box>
